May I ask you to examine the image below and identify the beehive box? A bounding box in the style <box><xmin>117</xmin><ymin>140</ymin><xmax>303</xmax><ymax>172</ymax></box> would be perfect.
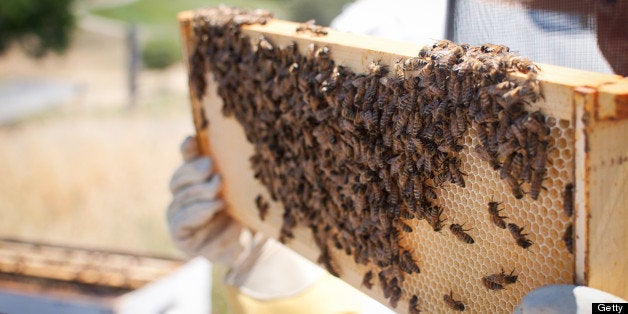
<box><xmin>0</xmin><ymin>239</ymin><xmax>211</xmax><ymax>314</ymax></box>
<box><xmin>178</xmin><ymin>7</ymin><xmax>627</xmax><ymax>313</ymax></box>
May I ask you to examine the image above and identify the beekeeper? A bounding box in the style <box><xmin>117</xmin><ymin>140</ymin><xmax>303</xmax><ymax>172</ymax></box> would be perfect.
<box><xmin>167</xmin><ymin>1</ymin><xmax>626</xmax><ymax>313</ymax></box>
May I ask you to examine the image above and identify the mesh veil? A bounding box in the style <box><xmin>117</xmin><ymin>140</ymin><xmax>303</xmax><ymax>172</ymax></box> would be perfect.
<box><xmin>450</xmin><ymin>0</ymin><xmax>614</xmax><ymax>74</ymax></box>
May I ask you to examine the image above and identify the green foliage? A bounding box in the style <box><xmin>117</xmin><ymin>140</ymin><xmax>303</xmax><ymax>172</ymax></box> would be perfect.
<box><xmin>142</xmin><ymin>39</ymin><xmax>181</xmax><ymax>69</ymax></box>
<box><xmin>92</xmin><ymin>0</ymin><xmax>289</xmax><ymax>24</ymax></box>
<box><xmin>286</xmin><ymin>0</ymin><xmax>353</xmax><ymax>26</ymax></box>
<box><xmin>0</xmin><ymin>0</ymin><xmax>75</xmax><ymax>57</ymax></box>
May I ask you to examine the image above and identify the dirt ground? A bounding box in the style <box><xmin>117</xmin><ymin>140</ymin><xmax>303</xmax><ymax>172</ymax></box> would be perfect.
<box><xmin>0</xmin><ymin>27</ymin><xmax>193</xmax><ymax>256</ymax></box>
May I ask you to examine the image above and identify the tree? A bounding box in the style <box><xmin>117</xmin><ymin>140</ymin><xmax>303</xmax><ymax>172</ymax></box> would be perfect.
<box><xmin>0</xmin><ymin>0</ymin><xmax>75</xmax><ymax>58</ymax></box>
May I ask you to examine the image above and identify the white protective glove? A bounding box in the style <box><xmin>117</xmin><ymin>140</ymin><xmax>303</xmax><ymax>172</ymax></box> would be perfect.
<box><xmin>515</xmin><ymin>284</ymin><xmax>627</xmax><ymax>313</ymax></box>
<box><xmin>167</xmin><ymin>136</ymin><xmax>324</xmax><ymax>300</ymax></box>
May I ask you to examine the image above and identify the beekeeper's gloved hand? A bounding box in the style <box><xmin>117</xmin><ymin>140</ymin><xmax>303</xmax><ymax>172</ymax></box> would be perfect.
<box><xmin>167</xmin><ymin>136</ymin><xmax>324</xmax><ymax>299</ymax></box>
<box><xmin>515</xmin><ymin>284</ymin><xmax>627</xmax><ymax>313</ymax></box>
<box><xmin>167</xmin><ymin>136</ymin><xmax>244</xmax><ymax>265</ymax></box>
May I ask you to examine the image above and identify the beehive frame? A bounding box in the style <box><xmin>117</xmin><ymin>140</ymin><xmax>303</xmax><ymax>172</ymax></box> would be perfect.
<box><xmin>178</xmin><ymin>9</ymin><xmax>627</xmax><ymax>312</ymax></box>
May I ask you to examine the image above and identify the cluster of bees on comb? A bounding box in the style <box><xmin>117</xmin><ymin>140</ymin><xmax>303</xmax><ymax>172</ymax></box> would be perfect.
<box><xmin>190</xmin><ymin>6</ymin><xmax>575</xmax><ymax>312</ymax></box>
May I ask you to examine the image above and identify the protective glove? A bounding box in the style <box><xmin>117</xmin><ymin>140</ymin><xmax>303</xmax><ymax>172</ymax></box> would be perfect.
<box><xmin>515</xmin><ymin>284</ymin><xmax>627</xmax><ymax>313</ymax></box>
<box><xmin>167</xmin><ymin>136</ymin><xmax>324</xmax><ymax>300</ymax></box>
<box><xmin>167</xmin><ymin>136</ymin><xmax>246</xmax><ymax>265</ymax></box>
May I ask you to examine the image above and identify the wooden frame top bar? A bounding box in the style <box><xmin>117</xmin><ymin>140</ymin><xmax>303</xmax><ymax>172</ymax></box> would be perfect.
<box><xmin>178</xmin><ymin>11</ymin><xmax>626</xmax><ymax>121</ymax></box>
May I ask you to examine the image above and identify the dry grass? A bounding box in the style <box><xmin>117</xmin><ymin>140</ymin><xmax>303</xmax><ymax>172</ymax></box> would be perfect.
<box><xmin>0</xmin><ymin>25</ymin><xmax>192</xmax><ymax>256</ymax></box>
<box><xmin>0</xmin><ymin>105</ymin><xmax>192</xmax><ymax>255</ymax></box>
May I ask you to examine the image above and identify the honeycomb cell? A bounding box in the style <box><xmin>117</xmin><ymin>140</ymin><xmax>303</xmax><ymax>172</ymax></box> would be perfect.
<box><xmin>561</xmin><ymin>148</ymin><xmax>573</xmax><ymax>160</ymax></box>
<box><xmin>559</xmin><ymin>120</ymin><xmax>571</xmax><ymax>129</ymax></box>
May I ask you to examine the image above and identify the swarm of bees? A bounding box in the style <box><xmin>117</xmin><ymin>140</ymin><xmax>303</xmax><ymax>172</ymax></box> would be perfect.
<box><xmin>189</xmin><ymin>6</ymin><xmax>562</xmax><ymax>311</ymax></box>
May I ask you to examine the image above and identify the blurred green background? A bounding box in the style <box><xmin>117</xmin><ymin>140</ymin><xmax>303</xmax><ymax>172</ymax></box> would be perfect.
<box><xmin>93</xmin><ymin>0</ymin><xmax>352</xmax><ymax>69</ymax></box>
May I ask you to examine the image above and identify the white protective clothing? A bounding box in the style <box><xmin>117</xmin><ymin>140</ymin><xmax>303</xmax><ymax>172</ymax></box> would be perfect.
<box><xmin>167</xmin><ymin>136</ymin><xmax>324</xmax><ymax>300</ymax></box>
<box><xmin>331</xmin><ymin>0</ymin><xmax>448</xmax><ymax>46</ymax></box>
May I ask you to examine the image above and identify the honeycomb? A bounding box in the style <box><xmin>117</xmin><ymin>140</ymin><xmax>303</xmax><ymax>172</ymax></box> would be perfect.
<box><xmin>188</xmin><ymin>6</ymin><xmax>576</xmax><ymax>312</ymax></box>
<box><xmin>394</xmin><ymin>119</ymin><xmax>574</xmax><ymax>312</ymax></box>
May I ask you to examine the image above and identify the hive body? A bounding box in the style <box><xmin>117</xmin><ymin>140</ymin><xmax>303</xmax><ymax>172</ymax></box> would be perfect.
<box><xmin>179</xmin><ymin>6</ymin><xmax>627</xmax><ymax>312</ymax></box>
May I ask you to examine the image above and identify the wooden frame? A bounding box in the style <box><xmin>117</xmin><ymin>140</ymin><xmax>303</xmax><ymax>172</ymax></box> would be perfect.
<box><xmin>178</xmin><ymin>10</ymin><xmax>627</xmax><ymax>310</ymax></box>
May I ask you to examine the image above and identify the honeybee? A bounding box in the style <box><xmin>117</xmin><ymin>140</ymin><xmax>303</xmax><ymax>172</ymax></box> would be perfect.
<box><xmin>295</xmin><ymin>19</ymin><xmax>328</xmax><ymax>36</ymax></box>
<box><xmin>401</xmin><ymin>221</ymin><xmax>413</xmax><ymax>232</ymax></box>
<box><xmin>497</xmin><ymin>139</ymin><xmax>518</xmax><ymax>160</ymax></box>
<box><xmin>450</xmin><ymin>166</ymin><xmax>466</xmax><ymax>188</ymax></box>
<box><xmin>516</xmin><ymin>237</ymin><xmax>534</xmax><ymax>249</ymax></box>
<box><xmin>515</xmin><ymin>59</ymin><xmax>541</xmax><ymax>74</ymax></box>
<box><xmin>362</xmin><ymin>270</ymin><xmax>374</xmax><ymax>289</ymax></box>
<box><xmin>488</xmin><ymin>197</ymin><xmax>507</xmax><ymax>229</ymax></box>
<box><xmin>475</xmin><ymin>145</ymin><xmax>501</xmax><ymax>170</ymax></box>
<box><xmin>424</xmin><ymin>184</ymin><xmax>438</xmax><ymax>201</ymax></box>
<box><xmin>563</xmin><ymin>183</ymin><xmax>574</xmax><ymax>217</ymax></box>
<box><xmin>534</xmin><ymin>141</ymin><xmax>549</xmax><ymax>171</ymax></box>
<box><xmin>500</xmin><ymin>55</ymin><xmax>540</xmax><ymax>74</ymax></box>
<box><xmin>484</xmin><ymin>268</ymin><xmax>518</xmax><ymax>285</ymax></box>
<box><xmin>521</xmin><ymin>162</ymin><xmax>533</xmax><ymax>182</ymax></box>
<box><xmin>503</xmin><ymin>268</ymin><xmax>519</xmax><ymax>284</ymax></box>
<box><xmin>389</xmin><ymin>284</ymin><xmax>402</xmax><ymax>308</ymax></box>
<box><xmin>400</xmin><ymin>250</ymin><xmax>421</xmax><ymax>274</ymax></box>
<box><xmin>434</xmin><ymin>39</ymin><xmax>456</xmax><ymax>49</ymax></box>
<box><xmin>418</xmin><ymin>45</ymin><xmax>429</xmax><ymax>58</ymax></box>
<box><xmin>425</xmin><ymin>84</ymin><xmax>446</xmax><ymax>100</ymax></box>
<box><xmin>255</xmin><ymin>194</ymin><xmax>270</xmax><ymax>220</ymax></box>
<box><xmin>505</xmin><ymin>174</ymin><xmax>524</xmax><ymax>199</ymax></box>
<box><xmin>416</xmin><ymin>62</ymin><xmax>434</xmax><ymax>80</ymax></box>
<box><xmin>508</xmin><ymin>223</ymin><xmax>534</xmax><ymax>249</ymax></box>
<box><xmin>481</xmin><ymin>276</ymin><xmax>505</xmax><ymax>291</ymax></box>
<box><xmin>511</xmin><ymin>123</ymin><xmax>528</xmax><ymax>149</ymax></box>
<box><xmin>426</xmin><ymin>206</ymin><xmax>446</xmax><ymax>232</ymax></box>
<box><xmin>508</xmin><ymin>223</ymin><xmax>527</xmax><ymax>238</ymax></box>
<box><xmin>511</xmin><ymin>153</ymin><xmax>524</xmax><ymax>178</ymax></box>
<box><xmin>524</xmin><ymin>111</ymin><xmax>550</xmax><ymax>136</ymax></box>
<box><xmin>481</xmin><ymin>43</ymin><xmax>509</xmax><ymax>54</ymax></box>
<box><xmin>409</xmin><ymin>294</ymin><xmax>421</xmax><ymax>314</ymax></box>
<box><xmin>529</xmin><ymin>168</ymin><xmax>545</xmax><ymax>200</ymax></box>
<box><xmin>257</xmin><ymin>36</ymin><xmax>274</xmax><ymax>54</ymax></box>
<box><xmin>443</xmin><ymin>290</ymin><xmax>465</xmax><ymax>311</ymax></box>
<box><xmin>563</xmin><ymin>223</ymin><xmax>574</xmax><ymax>254</ymax></box>
<box><xmin>450</xmin><ymin>223</ymin><xmax>475</xmax><ymax>244</ymax></box>
<box><xmin>319</xmin><ymin>249</ymin><xmax>341</xmax><ymax>277</ymax></box>
<box><xmin>471</xmin><ymin>59</ymin><xmax>488</xmax><ymax>73</ymax></box>
<box><xmin>500</xmin><ymin>153</ymin><xmax>514</xmax><ymax>180</ymax></box>
<box><xmin>404</xmin><ymin>57</ymin><xmax>429</xmax><ymax>71</ymax></box>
